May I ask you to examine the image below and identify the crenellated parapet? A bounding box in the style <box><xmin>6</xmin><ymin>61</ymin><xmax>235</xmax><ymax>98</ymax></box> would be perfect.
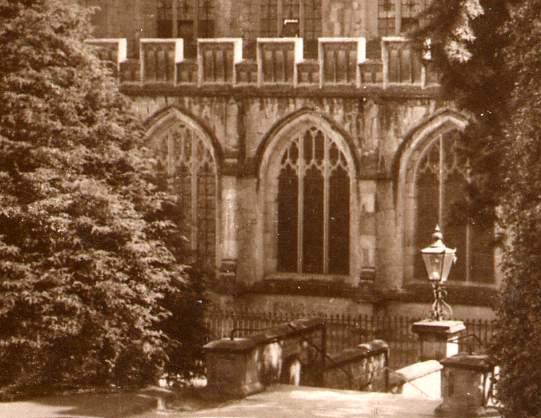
<box><xmin>85</xmin><ymin>38</ymin><xmax>127</xmax><ymax>75</ymax></box>
<box><xmin>86</xmin><ymin>37</ymin><xmax>439</xmax><ymax>92</ymax></box>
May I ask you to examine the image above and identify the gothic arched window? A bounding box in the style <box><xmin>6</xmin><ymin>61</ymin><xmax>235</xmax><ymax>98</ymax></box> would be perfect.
<box><xmin>155</xmin><ymin>122</ymin><xmax>218</xmax><ymax>271</ymax></box>
<box><xmin>259</xmin><ymin>0</ymin><xmax>322</xmax><ymax>57</ymax></box>
<box><xmin>157</xmin><ymin>0</ymin><xmax>215</xmax><ymax>56</ymax></box>
<box><xmin>414</xmin><ymin>130</ymin><xmax>494</xmax><ymax>283</ymax></box>
<box><xmin>378</xmin><ymin>0</ymin><xmax>429</xmax><ymax>36</ymax></box>
<box><xmin>275</xmin><ymin>127</ymin><xmax>350</xmax><ymax>275</ymax></box>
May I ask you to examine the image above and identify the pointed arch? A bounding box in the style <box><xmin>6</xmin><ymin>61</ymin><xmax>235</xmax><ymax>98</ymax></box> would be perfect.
<box><xmin>256</xmin><ymin>110</ymin><xmax>361</xmax><ymax>282</ymax></box>
<box><xmin>396</xmin><ymin>108</ymin><xmax>496</xmax><ymax>286</ymax></box>
<box><xmin>145</xmin><ymin>105</ymin><xmax>224</xmax><ymax>171</ymax></box>
<box><xmin>145</xmin><ymin>106</ymin><xmax>222</xmax><ymax>272</ymax></box>
<box><xmin>256</xmin><ymin>108</ymin><xmax>361</xmax><ymax>180</ymax></box>
<box><xmin>393</xmin><ymin>108</ymin><xmax>471</xmax><ymax>187</ymax></box>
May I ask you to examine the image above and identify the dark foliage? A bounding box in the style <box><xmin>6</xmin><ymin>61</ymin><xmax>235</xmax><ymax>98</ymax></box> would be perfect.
<box><xmin>416</xmin><ymin>1</ymin><xmax>541</xmax><ymax>416</ymax></box>
<box><xmin>0</xmin><ymin>0</ymin><xmax>207</xmax><ymax>391</ymax></box>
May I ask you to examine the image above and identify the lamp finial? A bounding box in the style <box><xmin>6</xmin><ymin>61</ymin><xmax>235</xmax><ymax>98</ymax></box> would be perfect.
<box><xmin>432</xmin><ymin>225</ymin><xmax>443</xmax><ymax>242</ymax></box>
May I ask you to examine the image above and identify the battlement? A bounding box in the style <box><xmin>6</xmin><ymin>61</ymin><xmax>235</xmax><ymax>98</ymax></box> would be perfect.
<box><xmin>86</xmin><ymin>37</ymin><xmax>439</xmax><ymax>92</ymax></box>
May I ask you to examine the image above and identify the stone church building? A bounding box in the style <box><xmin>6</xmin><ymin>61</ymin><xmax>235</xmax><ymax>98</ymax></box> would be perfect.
<box><xmin>85</xmin><ymin>0</ymin><xmax>498</xmax><ymax>319</ymax></box>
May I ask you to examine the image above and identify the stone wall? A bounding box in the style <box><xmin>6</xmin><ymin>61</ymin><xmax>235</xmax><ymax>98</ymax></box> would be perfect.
<box><xmin>84</xmin><ymin>31</ymin><xmax>501</xmax><ymax>317</ymax></box>
<box><xmin>389</xmin><ymin>360</ymin><xmax>442</xmax><ymax>399</ymax></box>
<box><xmin>128</xmin><ymin>92</ymin><xmax>444</xmax><ymax>293</ymax></box>
<box><xmin>84</xmin><ymin>0</ymin><xmax>381</xmax><ymax>45</ymax></box>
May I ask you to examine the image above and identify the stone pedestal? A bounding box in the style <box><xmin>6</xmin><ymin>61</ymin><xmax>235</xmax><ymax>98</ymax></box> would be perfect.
<box><xmin>436</xmin><ymin>353</ymin><xmax>498</xmax><ymax>417</ymax></box>
<box><xmin>411</xmin><ymin>320</ymin><xmax>465</xmax><ymax>362</ymax></box>
<box><xmin>203</xmin><ymin>338</ymin><xmax>266</xmax><ymax>399</ymax></box>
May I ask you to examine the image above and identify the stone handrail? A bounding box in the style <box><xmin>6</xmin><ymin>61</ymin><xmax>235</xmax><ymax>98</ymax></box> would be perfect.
<box><xmin>88</xmin><ymin>36</ymin><xmax>438</xmax><ymax>90</ymax></box>
<box><xmin>389</xmin><ymin>359</ymin><xmax>443</xmax><ymax>399</ymax></box>
<box><xmin>322</xmin><ymin>339</ymin><xmax>389</xmax><ymax>392</ymax></box>
<box><xmin>203</xmin><ymin>318</ymin><xmax>326</xmax><ymax>398</ymax></box>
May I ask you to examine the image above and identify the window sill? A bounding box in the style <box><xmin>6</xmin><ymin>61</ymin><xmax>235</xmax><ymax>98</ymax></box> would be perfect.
<box><xmin>240</xmin><ymin>276</ymin><xmax>378</xmax><ymax>302</ymax></box>
<box><xmin>265</xmin><ymin>273</ymin><xmax>350</xmax><ymax>283</ymax></box>
<box><xmin>382</xmin><ymin>283</ymin><xmax>499</xmax><ymax>307</ymax></box>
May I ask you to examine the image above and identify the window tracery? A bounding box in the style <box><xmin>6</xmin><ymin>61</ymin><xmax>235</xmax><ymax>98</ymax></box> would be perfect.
<box><xmin>414</xmin><ymin>130</ymin><xmax>494</xmax><ymax>283</ymax></box>
<box><xmin>156</xmin><ymin>0</ymin><xmax>215</xmax><ymax>56</ymax></box>
<box><xmin>275</xmin><ymin>127</ymin><xmax>350</xmax><ymax>275</ymax></box>
<box><xmin>259</xmin><ymin>0</ymin><xmax>322</xmax><ymax>56</ymax></box>
<box><xmin>378</xmin><ymin>0</ymin><xmax>429</xmax><ymax>36</ymax></box>
<box><xmin>155</xmin><ymin>122</ymin><xmax>218</xmax><ymax>271</ymax></box>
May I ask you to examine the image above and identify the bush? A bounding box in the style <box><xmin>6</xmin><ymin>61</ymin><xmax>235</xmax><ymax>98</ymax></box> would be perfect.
<box><xmin>0</xmin><ymin>0</ymin><xmax>207</xmax><ymax>391</ymax></box>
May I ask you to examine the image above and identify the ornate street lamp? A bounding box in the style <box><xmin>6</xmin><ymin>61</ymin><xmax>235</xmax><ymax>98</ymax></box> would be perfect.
<box><xmin>421</xmin><ymin>225</ymin><xmax>457</xmax><ymax>321</ymax></box>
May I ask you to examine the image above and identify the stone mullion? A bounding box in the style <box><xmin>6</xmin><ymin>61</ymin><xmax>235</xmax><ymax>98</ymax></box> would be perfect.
<box><xmin>172</xmin><ymin>0</ymin><xmax>178</xmax><ymax>37</ymax></box>
<box><xmin>465</xmin><ymin>216</ymin><xmax>471</xmax><ymax>282</ymax></box>
<box><xmin>297</xmin><ymin>136</ymin><xmax>305</xmax><ymax>273</ymax></box>
<box><xmin>395</xmin><ymin>0</ymin><xmax>402</xmax><ymax>34</ymax></box>
<box><xmin>323</xmin><ymin>135</ymin><xmax>330</xmax><ymax>274</ymax></box>
<box><xmin>299</xmin><ymin>0</ymin><xmax>305</xmax><ymax>38</ymax></box>
<box><xmin>166</xmin><ymin>133</ymin><xmax>174</xmax><ymax>179</ymax></box>
<box><xmin>194</xmin><ymin>0</ymin><xmax>200</xmax><ymax>38</ymax></box>
<box><xmin>465</xmin><ymin>159</ymin><xmax>472</xmax><ymax>282</ymax></box>
<box><xmin>438</xmin><ymin>135</ymin><xmax>444</xmax><ymax>227</ymax></box>
<box><xmin>191</xmin><ymin>142</ymin><xmax>199</xmax><ymax>256</ymax></box>
<box><xmin>277</xmin><ymin>0</ymin><xmax>284</xmax><ymax>35</ymax></box>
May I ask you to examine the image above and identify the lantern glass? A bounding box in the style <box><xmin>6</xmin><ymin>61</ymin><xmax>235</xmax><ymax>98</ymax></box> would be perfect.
<box><xmin>440</xmin><ymin>249</ymin><xmax>456</xmax><ymax>283</ymax></box>
<box><xmin>422</xmin><ymin>252</ymin><xmax>444</xmax><ymax>282</ymax></box>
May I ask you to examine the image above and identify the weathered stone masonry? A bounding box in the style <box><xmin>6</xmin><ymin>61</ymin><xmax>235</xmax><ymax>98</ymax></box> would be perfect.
<box><xmin>86</xmin><ymin>0</ymin><xmax>500</xmax><ymax>319</ymax></box>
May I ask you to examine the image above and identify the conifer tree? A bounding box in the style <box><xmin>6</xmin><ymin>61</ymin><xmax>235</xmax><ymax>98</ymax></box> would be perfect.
<box><xmin>0</xmin><ymin>0</ymin><xmax>205</xmax><ymax>390</ymax></box>
<box><xmin>417</xmin><ymin>1</ymin><xmax>541</xmax><ymax>416</ymax></box>
<box><xmin>415</xmin><ymin>0</ymin><xmax>512</xmax><ymax>224</ymax></box>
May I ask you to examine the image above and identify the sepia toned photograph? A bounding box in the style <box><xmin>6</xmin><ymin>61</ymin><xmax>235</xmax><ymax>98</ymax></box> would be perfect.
<box><xmin>0</xmin><ymin>1</ymin><xmax>538</xmax><ymax>417</ymax></box>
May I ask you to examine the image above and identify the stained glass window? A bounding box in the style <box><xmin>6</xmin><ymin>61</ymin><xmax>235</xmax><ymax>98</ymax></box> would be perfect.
<box><xmin>378</xmin><ymin>0</ymin><xmax>429</xmax><ymax>36</ymax></box>
<box><xmin>260</xmin><ymin>0</ymin><xmax>279</xmax><ymax>37</ymax></box>
<box><xmin>156</xmin><ymin>0</ymin><xmax>214</xmax><ymax>56</ymax></box>
<box><xmin>156</xmin><ymin>123</ymin><xmax>217</xmax><ymax>271</ymax></box>
<box><xmin>198</xmin><ymin>0</ymin><xmax>215</xmax><ymax>38</ymax></box>
<box><xmin>401</xmin><ymin>0</ymin><xmax>428</xmax><ymax>32</ymax></box>
<box><xmin>414</xmin><ymin>131</ymin><xmax>494</xmax><ymax>283</ymax></box>
<box><xmin>378</xmin><ymin>0</ymin><xmax>396</xmax><ymax>36</ymax></box>
<box><xmin>259</xmin><ymin>0</ymin><xmax>321</xmax><ymax>48</ymax></box>
<box><xmin>276</xmin><ymin>127</ymin><xmax>350</xmax><ymax>275</ymax></box>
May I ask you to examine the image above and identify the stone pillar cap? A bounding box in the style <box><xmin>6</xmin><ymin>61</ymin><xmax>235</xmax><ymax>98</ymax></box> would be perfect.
<box><xmin>440</xmin><ymin>353</ymin><xmax>495</xmax><ymax>372</ymax></box>
<box><xmin>411</xmin><ymin>320</ymin><xmax>465</xmax><ymax>335</ymax></box>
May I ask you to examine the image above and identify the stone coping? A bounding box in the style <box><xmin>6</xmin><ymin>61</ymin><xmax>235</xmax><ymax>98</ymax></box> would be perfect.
<box><xmin>120</xmin><ymin>83</ymin><xmax>441</xmax><ymax>99</ymax></box>
<box><xmin>390</xmin><ymin>360</ymin><xmax>442</xmax><ymax>386</ymax></box>
<box><xmin>384</xmin><ymin>284</ymin><xmax>499</xmax><ymax>307</ymax></box>
<box><xmin>326</xmin><ymin>340</ymin><xmax>389</xmax><ymax>369</ymax></box>
<box><xmin>203</xmin><ymin>318</ymin><xmax>324</xmax><ymax>353</ymax></box>
<box><xmin>237</xmin><ymin>278</ymin><xmax>380</xmax><ymax>302</ymax></box>
<box><xmin>411</xmin><ymin>320</ymin><xmax>466</xmax><ymax>335</ymax></box>
<box><xmin>440</xmin><ymin>353</ymin><xmax>495</xmax><ymax>372</ymax></box>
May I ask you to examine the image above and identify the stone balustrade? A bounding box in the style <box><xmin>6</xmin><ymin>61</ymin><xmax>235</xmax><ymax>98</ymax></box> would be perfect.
<box><xmin>389</xmin><ymin>360</ymin><xmax>442</xmax><ymax>399</ymax></box>
<box><xmin>88</xmin><ymin>36</ymin><xmax>439</xmax><ymax>90</ymax></box>
<box><xmin>319</xmin><ymin>37</ymin><xmax>366</xmax><ymax>87</ymax></box>
<box><xmin>85</xmin><ymin>38</ymin><xmax>127</xmax><ymax>75</ymax></box>
<box><xmin>322</xmin><ymin>339</ymin><xmax>389</xmax><ymax>392</ymax></box>
<box><xmin>140</xmin><ymin>39</ymin><xmax>183</xmax><ymax>83</ymax></box>
<box><xmin>382</xmin><ymin>36</ymin><xmax>423</xmax><ymax>87</ymax></box>
<box><xmin>257</xmin><ymin>38</ymin><xmax>303</xmax><ymax>86</ymax></box>
<box><xmin>199</xmin><ymin>38</ymin><xmax>243</xmax><ymax>85</ymax></box>
<box><xmin>203</xmin><ymin>318</ymin><xmax>325</xmax><ymax>399</ymax></box>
